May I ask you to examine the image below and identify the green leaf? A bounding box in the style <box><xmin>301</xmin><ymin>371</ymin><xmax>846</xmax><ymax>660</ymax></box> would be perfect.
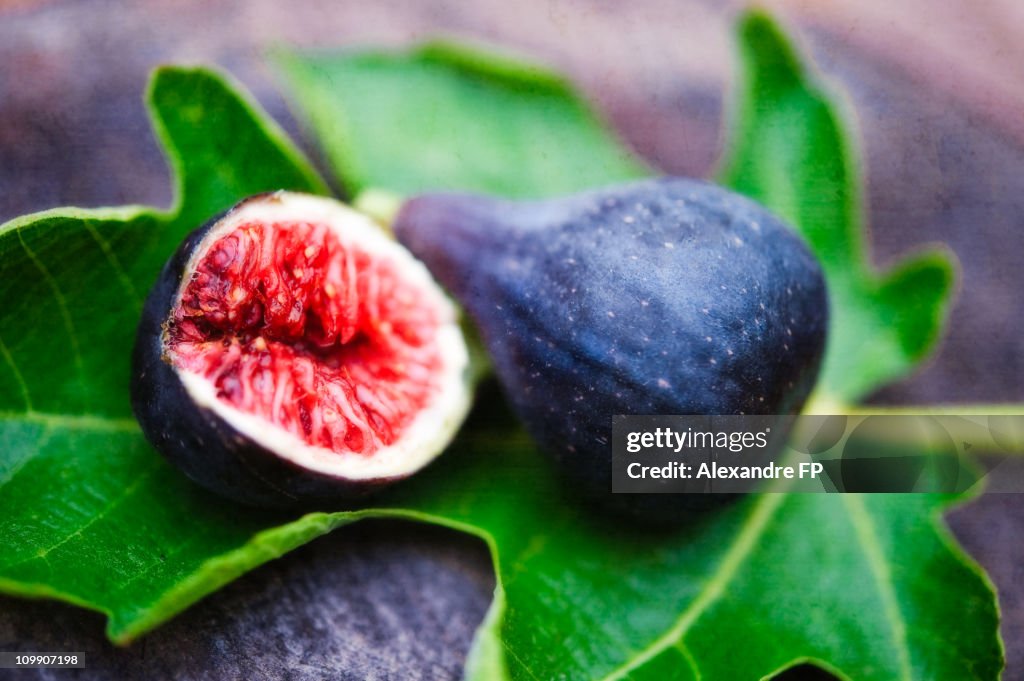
<box><xmin>272</xmin><ymin>41</ymin><xmax>649</xmax><ymax>198</ymax></box>
<box><xmin>408</xmin><ymin>450</ymin><xmax>1001</xmax><ymax>681</ymax></box>
<box><xmin>0</xmin><ymin>66</ymin><xmax>335</xmax><ymax>642</ymax></box>
<box><xmin>719</xmin><ymin>11</ymin><xmax>955</xmax><ymax>403</ymax></box>
<box><xmin>0</xmin><ymin>13</ymin><xmax>1003</xmax><ymax>681</ymax></box>
<box><xmin>273</xmin><ymin>13</ymin><xmax>1001</xmax><ymax>679</ymax></box>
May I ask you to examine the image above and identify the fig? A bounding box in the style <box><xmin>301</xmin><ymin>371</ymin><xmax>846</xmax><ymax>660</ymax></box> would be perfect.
<box><xmin>394</xmin><ymin>177</ymin><xmax>828</xmax><ymax>512</ymax></box>
<box><xmin>132</xmin><ymin>192</ymin><xmax>472</xmax><ymax>506</ymax></box>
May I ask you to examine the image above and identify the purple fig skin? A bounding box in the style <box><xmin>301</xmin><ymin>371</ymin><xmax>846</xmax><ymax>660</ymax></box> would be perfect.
<box><xmin>394</xmin><ymin>177</ymin><xmax>828</xmax><ymax>517</ymax></box>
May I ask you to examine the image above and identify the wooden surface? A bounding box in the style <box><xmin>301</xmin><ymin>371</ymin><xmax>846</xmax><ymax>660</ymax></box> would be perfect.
<box><xmin>1</xmin><ymin>1</ymin><xmax>1022</xmax><ymax>678</ymax></box>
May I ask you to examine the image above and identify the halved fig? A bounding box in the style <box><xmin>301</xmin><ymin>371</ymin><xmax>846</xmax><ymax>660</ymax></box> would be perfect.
<box><xmin>131</xmin><ymin>192</ymin><xmax>472</xmax><ymax>506</ymax></box>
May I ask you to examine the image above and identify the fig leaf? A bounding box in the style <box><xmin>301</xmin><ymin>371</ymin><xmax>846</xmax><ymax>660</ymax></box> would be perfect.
<box><xmin>0</xmin><ymin>66</ymin><xmax>337</xmax><ymax>642</ymax></box>
<box><xmin>272</xmin><ymin>41</ymin><xmax>649</xmax><ymax>199</ymax></box>
<box><xmin>719</xmin><ymin>12</ymin><xmax>956</xmax><ymax>403</ymax></box>
<box><xmin>0</xmin><ymin>10</ymin><xmax>1004</xmax><ymax>681</ymax></box>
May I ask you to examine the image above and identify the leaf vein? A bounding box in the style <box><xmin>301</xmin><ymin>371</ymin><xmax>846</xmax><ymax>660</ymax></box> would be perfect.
<box><xmin>15</xmin><ymin>229</ymin><xmax>86</xmax><ymax>390</ymax></box>
<box><xmin>599</xmin><ymin>490</ymin><xmax>787</xmax><ymax>681</ymax></box>
<box><xmin>0</xmin><ymin>331</ymin><xmax>33</xmax><ymax>411</ymax></box>
<box><xmin>841</xmin><ymin>494</ymin><xmax>913</xmax><ymax>681</ymax></box>
<box><xmin>503</xmin><ymin>643</ymin><xmax>545</xmax><ymax>681</ymax></box>
<box><xmin>674</xmin><ymin>640</ymin><xmax>702</xmax><ymax>681</ymax></box>
<box><xmin>0</xmin><ymin>410</ymin><xmax>139</xmax><ymax>432</ymax></box>
<box><xmin>83</xmin><ymin>221</ymin><xmax>143</xmax><ymax>310</ymax></box>
<box><xmin>0</xmin><ymin>460</ymin><xmax>162</xmax><ymax>572</ymax></box>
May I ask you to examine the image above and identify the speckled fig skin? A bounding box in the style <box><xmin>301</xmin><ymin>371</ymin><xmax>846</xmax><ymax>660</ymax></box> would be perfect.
<box><xmin>132</xmin><ymin>197</ymin><xmax>409</xmax><ymax>508</ymax></box>
<box><xmin>394</xmin><ymin>177</ymin><xmax>828</xmax><ymax>518</ymax></box>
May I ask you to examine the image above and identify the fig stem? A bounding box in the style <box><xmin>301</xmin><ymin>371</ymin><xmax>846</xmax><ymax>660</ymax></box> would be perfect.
<box><xmin>807</xmin><ymin>398</ymin><xmax>1024</xmax><ymax>454</ymax></box>
<box><xmin>354</xmin><ymin>188</ymin><xmax>405</xmax><ymax>234</ymax></box>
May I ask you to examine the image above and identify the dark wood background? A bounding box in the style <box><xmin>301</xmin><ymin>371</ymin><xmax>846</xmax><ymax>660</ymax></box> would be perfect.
<box><xmin>1</xmin><ymin>0</ymin><xmax>1022</xmax><ymax>678</ymax></box>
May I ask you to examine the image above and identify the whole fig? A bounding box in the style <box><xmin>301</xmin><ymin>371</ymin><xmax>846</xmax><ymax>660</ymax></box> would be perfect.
<box><xmin>394</xmin><ymin>177</ymin><xmax>828</xmax><ymax>515</ymax></box>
